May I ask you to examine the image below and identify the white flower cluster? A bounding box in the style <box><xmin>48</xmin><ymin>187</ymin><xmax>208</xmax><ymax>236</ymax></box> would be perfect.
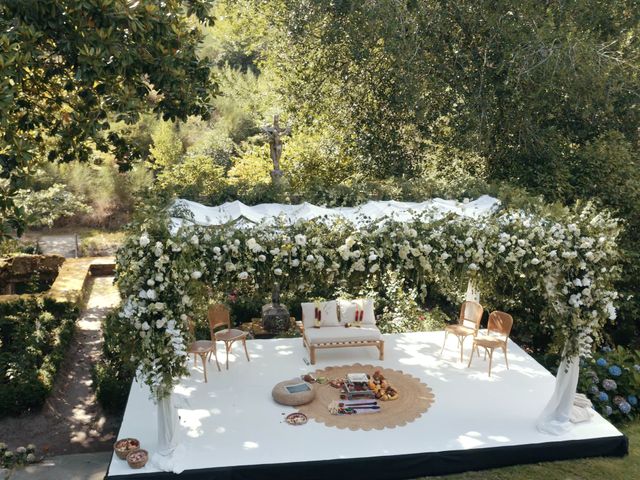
<box><xmin>116</xmin><ymin>202</ymin><xmax>622</xmax><ymax>396</ymax></box>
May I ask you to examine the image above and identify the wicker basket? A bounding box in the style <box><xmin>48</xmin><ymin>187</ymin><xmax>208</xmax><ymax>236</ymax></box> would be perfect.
<box><xmin>114</xmin><ymin>438</ymin><xmax>140</xmax><ymax>460</ymax></box>
<box><xmin>126</xmin><ymin>448</ymin><xmax>148</xmax><ymax>469</ymax></box>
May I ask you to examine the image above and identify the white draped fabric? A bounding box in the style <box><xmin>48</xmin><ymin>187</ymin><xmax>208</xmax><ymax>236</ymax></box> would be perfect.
<box><xmin>169</xmin><ymin>195</ymin><xmax>500</xmax><ymax>230</ymax></box>
<box><xmin>152</xmin><ymin>394</ymin><xmax>181</xmax><ymax>472</ymax></box>
<box><xmin>536</xmin><ymin>355</ymin><xmax>581</xmax><ymax>435</ymax></box>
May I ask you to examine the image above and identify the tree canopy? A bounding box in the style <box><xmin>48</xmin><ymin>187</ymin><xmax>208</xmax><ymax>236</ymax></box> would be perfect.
<box><xmin>0</xmin><ymin>0</ymin><xmax>217</xmax><ymax>234</ymax></box>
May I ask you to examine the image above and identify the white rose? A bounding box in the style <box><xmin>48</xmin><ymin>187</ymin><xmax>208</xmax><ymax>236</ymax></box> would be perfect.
<box><xmin>369</xmin><ymin>264</ymin><xmax>380</xmax><ymax>273</ymax></box>
<box><xmin>146</xmin><ymin>279</ymin><xmax>155</xmax><ymax>286</ymax></box>
<box><xmin>141</xmin><ymin>321</ymin><xmax>150</xmax><ymax>331</ymax></box>
<box><xmin>156</xmin><ymin>318</ymin><xmax>166</xmax><ymax>328</ymax></box>
<box><xmin>306</xmin><ymin>255</ymin><xmax>315</xmax><ymax>262</ymax></box>
<box><xmin>190</xmin><ymin>235</ymin><xmax>199</xmax><ymax>245</ymax></box>
<box><xmin>238</xmin><ymin>271</ymin><xmax>249</xmax><ymax>280</ymax></box>
<box><xmin>191</xmin><ymin>271</ymin><xmax>202</xmax><ymax>280</ymax></box>
<box><xmin>139</xmin><ymin>234</ymin><xmax>150</xmax><ymax>247</ymax></box>
<box><xmin>258</xmin><ymin>254</ymin><xmax>266</xmax><ymax>262</ymax></box>
<box><xmin>291</xmin><ymin>259</ymin><xmax>300</xmax><ymax>267</ymax></box>
<box><xmin>368</xmin><ymin>253</ymin><xmax>378</xmax><ymax>262</ymax></box>
<box><xmin>213</xmin><ymin>246</ymin><xmax>221</xmax><ymax>255</ymax></box>
<box><xmin>274</xmin><ymin>268</ymin><xmax>283</xmax><ymax>276</ymax></box>
<box><xmin>295</xmin><ymin>234</ymin><xmax>307</xmax><ymax>246</ymax></box>
<box><xmin>146</xmin><ymin>289</ymin><xmax>157</xmax><ymax>300</ymax></box>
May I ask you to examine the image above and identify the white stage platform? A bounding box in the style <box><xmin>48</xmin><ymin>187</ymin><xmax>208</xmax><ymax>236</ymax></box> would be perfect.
<box><xmin>106</xmin><ymin>332</ymin><xmax>627</xmax><ymax>479</ymax></box>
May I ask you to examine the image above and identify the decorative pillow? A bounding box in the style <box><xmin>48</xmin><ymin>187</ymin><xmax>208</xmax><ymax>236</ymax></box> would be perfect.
<box><xmin>337</xmin><ymin>298</ymin><xmax>376</xmax><ymax>325</ymax></box>
<box><xmin>301</xmin><ymin>301</ymin><xmax>339</xmax><ymax>329</ymax></box>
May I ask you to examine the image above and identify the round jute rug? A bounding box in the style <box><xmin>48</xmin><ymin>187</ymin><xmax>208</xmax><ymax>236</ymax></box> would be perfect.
<box><xmin>297</xmin><ymin>363</ymin><xmax>435</xmax><ymax>431</ymax></box>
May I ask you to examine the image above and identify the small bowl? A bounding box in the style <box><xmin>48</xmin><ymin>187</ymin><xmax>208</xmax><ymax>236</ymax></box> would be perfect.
<box><xmin>114</xmin><ymin>438</ymin><xmax>140</xmax><ymax>460</ymax></box>
<box><xmin>126</xmin><ymin>448</ymin><xmax>148</xmax><ymax>469</ymax></box>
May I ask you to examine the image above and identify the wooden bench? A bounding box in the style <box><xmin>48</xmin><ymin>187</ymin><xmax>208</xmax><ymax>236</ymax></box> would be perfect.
<box><xmin>301</xmin><ymin>300</ymin><xmax>384</xmax><ymax>364</ymax></box>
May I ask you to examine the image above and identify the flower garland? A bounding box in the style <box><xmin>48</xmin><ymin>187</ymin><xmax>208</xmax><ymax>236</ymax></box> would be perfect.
<box><xmin>116</xmin><ymin>201</ymin><xmax>621</xmax><ymax>399</ymax></box>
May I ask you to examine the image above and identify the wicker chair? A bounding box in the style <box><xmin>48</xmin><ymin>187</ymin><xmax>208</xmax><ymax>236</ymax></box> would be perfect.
<box><xmin>209</xmin><ymin>303</ymin><xmax>250</xmax><ymax>370</ymax></box>
<box><xmin>440</xmin><ymin>300</ymin><xmax>483</xmax><ymax>362</ymax></box>
<box><xmin>186</xmin><ymin>318</ymin><xmax>219</xmax><ymax>382</ymax></box>
<box><xmin>467</xmin><ymin>311</ymin><xmax>513</xmax><ymax>376</ymax></box>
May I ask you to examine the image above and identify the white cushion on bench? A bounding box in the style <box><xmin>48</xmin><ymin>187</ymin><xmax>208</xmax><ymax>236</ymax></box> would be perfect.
<box><xmin>301</xmin><ymin>301</ymin><xmax>340</xmax><ymax>329</ymax></box>
<box><xmin>305</xmin><ymin>325</ymin><xmax>382</xmax><ymax>345</ymax></box>
<box><xmin>338</xmin><ymin>298</ymin><xmax>376</xmax><ymax>325</ymax></box>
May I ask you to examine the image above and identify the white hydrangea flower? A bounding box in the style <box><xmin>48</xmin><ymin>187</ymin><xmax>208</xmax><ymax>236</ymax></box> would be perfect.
<box><xmin>139</xmin><ymin>234</ymin><xmax>150</xmax><ymax>247</ymax></box>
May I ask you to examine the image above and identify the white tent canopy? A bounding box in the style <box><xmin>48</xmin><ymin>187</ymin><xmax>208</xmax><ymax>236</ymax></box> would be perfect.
<box><xmin>169</xmin><ymin>195</ymin><xmax>500</xmax><ymax>229</ymax></box>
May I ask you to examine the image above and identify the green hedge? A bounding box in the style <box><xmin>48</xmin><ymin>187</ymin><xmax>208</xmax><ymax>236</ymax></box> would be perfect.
<box><xmin>0</xmin><ymin>297</ymin><xmax>77</xmax><ymax>417</ymax></box>
<box><xmin>92</xmin><ymin>310</ymin><xmax>136</xmax><ymax>413</ymax></box>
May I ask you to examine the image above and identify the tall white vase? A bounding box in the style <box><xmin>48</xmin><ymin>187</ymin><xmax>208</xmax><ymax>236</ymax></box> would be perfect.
<box><xmin>152</xmin><ymin>392</ymin><xmax>179</xmax><ymax>471</ymax></box>
<box><xmin>536</xmin><ymin>355</ymin><xmax>580</xmax><ymax>435</ymax></box>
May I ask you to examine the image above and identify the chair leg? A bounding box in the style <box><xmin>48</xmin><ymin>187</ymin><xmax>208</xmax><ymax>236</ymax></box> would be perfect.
<box><xmin>199</xmin><ymin>353</ymin><xmax>208</xmax><ymax>382</ymax></box>
<box><xmin>242</xmin><ymin>338</ymin><xmax>250</xmax><ymax>362</ymax></box>
<box><xmin>467</xmin><ymin>342</ymin><xmax>476</xmax><ymax>368</ymax></box>
<box><xmin>378</xmin><ymin>341</ymin><xmax>384</xmax><ymax>360</ymax></box>
<box><xmin>212</xmin><ymin>345</ymin><xmax>221</xmax><ymax>372</ymax></box>
<box><xmin>458</xmin><ymin>335</ymin><xmax>465</xmax><ymax>362</ymax></box>
<box><xmin>439</xmin><ymin>331</ymin><xmax>449</xmax><ymax>357</ymax></box>
<box><xmin>225</xmin><ymin>341</ymin><xmax>231</xmax><ymax>370</ymax></box>
<box><xmin>503</xmin><ymin>345</ymin><xmax>509</xmax><ymax>370</ymax></box>
<box><xmin>488</xmin><ymin>349</ymin><xmax>494</xmax><ymax>377</ymax></box>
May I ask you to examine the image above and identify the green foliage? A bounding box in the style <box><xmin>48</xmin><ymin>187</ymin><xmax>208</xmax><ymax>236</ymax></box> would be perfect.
<box><xmin>579</xmin><ymin>346</ymin><xmax>640</xmax><ymax>424</ymax></box>
<box><xmin>157</xmin><ymin>154</ymin><xmax>228</xmax><ymax>204</ymax></box>
<box><xmin>34</xmin><ymin>159</ymin><xmax>153</xmax><ymax>229</ymax></box>
<box><xmin>149</xmin><ymin>122</ymin><xmax>184</xmax><ymax>171</ymax></box>
<box><xmin>0</xmin><ymin>0</ymin><xmax>217</xmax><ymax>232</ymax></box>
<box><xmin>92</xmin><ymin>310</ymin><xmax>136</xmax><ymax>413</ymax></box>
<box><xmin>0</xmin><ymin>297</ymin><xmax>77</xmax><ymax>417</ymax></box>
<box><xmin>13</xmin><ymin>184</ymin><xmax>91</xmax><ymax>228</ymax></box>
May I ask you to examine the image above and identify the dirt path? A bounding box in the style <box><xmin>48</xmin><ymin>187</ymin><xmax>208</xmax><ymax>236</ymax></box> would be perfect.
<box><xmin>0</xmin><ymin>276</ymin><xmax>121</xmax><ymax>455</ymax></box>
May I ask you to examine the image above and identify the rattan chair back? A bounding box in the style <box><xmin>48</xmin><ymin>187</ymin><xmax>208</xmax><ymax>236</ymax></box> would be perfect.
<box><xmin>459</xmin><ymin>300</ymin><xmax>483</xmax><ymax>331</ymax></box>
<box><xmin>487</xmin><ymin>311</ymin><xmax>513</xmax><ymax>338</ymax></box>
<box><xmin>208</xmin><ymin>303</ymin><xmax>231</xmax><ymax>333</ymax></box>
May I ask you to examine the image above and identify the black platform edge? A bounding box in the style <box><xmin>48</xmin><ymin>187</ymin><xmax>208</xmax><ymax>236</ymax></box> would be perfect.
<box><xmin>105</xmin><ymin>434</ymin><xmax>628</xmax><ymax>480</ymax></box>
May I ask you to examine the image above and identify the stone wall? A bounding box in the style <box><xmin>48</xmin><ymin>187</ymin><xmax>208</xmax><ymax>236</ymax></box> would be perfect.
<box><xmin>0</xmin><ymin>254</ymin><xmax>65</xmax><ymax>295</ymax></box>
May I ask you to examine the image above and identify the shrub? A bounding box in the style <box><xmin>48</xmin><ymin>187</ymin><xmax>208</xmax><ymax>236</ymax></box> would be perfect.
<box><xmin>92</xmin><ymin>310</ymin><xmax>136</xmax><ymax>413</ymax></box>
<box><xmin>579</xmin><ymin>346</ymin><xmax>640</xmax><ymax>424</ymax></box>
<box><xmin>0</xmin><ymin>297</ymin><xmax>77</xmax><ymax>417</ymax></box>
<box><xmin>13</xmin><ymin>184</ymin><xmax>91</xmax><ymax>228</ymax></box>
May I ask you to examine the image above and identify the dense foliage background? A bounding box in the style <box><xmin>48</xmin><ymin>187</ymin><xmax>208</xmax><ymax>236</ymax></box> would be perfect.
<box><xmin>2</xmin><ymin>1</ymin><xmax>639</xmax><ymax>351</ymax></box>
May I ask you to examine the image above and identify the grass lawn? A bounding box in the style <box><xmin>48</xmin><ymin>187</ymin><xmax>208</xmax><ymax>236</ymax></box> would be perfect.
<box><xmin>425</xmin><ymin>421</ymin><xmax>639</xmax><ymax>479</ymax></box>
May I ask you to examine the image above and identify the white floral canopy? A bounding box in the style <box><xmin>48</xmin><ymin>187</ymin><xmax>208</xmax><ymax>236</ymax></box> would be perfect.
<box><xmin>169</xmin><ymin>195</ymin><xmax>500</xmax><ymax>229</ymax></box>
<box><xmin>118</xmin><ymin>194</ymin><xmax>621</xmax><ymax>437</ymax></box>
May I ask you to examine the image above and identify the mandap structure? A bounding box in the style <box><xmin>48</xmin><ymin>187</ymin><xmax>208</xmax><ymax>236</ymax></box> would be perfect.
<box><xmin>114</xmin><ymin>194</ymin><xmax>622</xmax><ymax>460</ymax></box>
